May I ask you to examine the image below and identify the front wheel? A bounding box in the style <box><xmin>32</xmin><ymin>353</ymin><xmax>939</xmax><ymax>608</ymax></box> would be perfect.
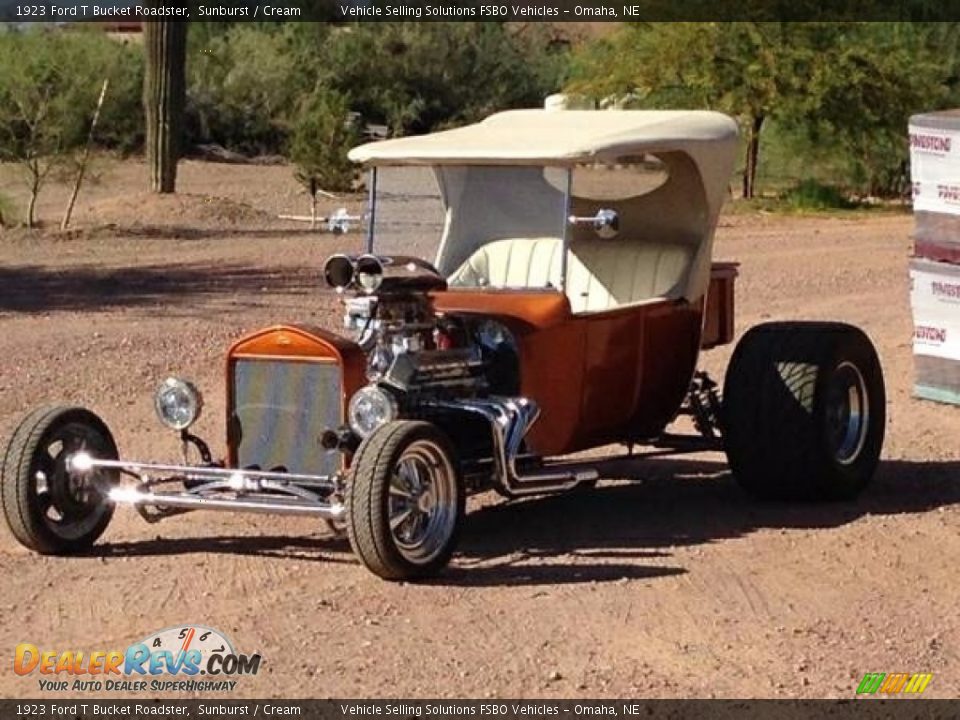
<box><xmin>723</xmin><ymin>322</ymin><xmax>886</xmax><ymax>501</ymax></box>
<box><xmin>2</xmin><ymin>406</ymin><xmax>119</xmax><ymax>553</ymax></box>
<box><xmin>346</xmin><ymin>421</ymin><xmax>464</xmax><ymax>580</ymax></box>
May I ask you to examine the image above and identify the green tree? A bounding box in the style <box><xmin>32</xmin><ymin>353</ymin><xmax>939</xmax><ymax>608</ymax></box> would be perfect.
<box><xmin>309</xmin><ymin>22</ymin><xmax>567</xmax><ymax>136</ymax></box>
<box><xmin>187</xmin><ymin>24</ymin><xmax>300</xmax><ymax>154</ymax></box>
<box><xmin>0</xmin><ymin>30</ymin><xmax>132</xmax><ymax>226</ymax></box>
<box><xmin>287</xmin><ymin>89</ymin><xmax>359</xmax><ymax>222</ymax></box>
<box><xmin>569</xmin><ymin>22</ymin><xmax>960</xmax><ymax>199</ymax></box>
<box><xmin>788</xmin><ymin>23</ymin><xmax>955</xmax><ymax>196</ymax></box>
<box><xmin>569</xmin><ymin>23</ymin><xmax>815</xmax><ymax>198</ymax></box>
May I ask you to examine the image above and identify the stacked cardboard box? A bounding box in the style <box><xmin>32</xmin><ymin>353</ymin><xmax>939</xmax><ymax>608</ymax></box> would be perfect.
<box><xmin>910</xmin><ymin>111</ymin><xmax>960</xmax><ymax>403</ymax></box>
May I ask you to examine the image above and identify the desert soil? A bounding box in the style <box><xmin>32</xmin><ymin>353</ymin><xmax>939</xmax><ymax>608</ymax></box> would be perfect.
<box><xmin>0</xmin><ymin>158</ymin><xmax>957</xmax><ymax>700</ymax></box>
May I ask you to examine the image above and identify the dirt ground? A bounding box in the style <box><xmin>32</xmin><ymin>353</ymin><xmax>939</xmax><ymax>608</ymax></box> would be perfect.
<box><xmin>0</xmin><ymin>158</ymin><xmax>957</xmax><ymax>700</ymax></box>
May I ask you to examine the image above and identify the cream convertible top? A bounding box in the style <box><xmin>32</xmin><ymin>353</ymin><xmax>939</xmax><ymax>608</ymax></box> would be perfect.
<box><xmin>349</xmin><ymin>110</ymin><xmax>739</xmax><ymax>311</ymax></box>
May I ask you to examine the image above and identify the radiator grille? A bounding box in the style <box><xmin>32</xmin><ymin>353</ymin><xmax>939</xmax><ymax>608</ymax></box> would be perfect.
<box><xmin>232</xmin><ymin>359</ymin><xmax>342</xmax><ymax>476</ymax></box>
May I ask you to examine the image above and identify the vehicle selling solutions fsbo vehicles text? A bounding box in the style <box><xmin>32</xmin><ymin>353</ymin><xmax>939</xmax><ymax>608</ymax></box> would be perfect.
<box><xmin>338</xmin><ymin>4</ymin><xmax>562</xmax><ymax>17</ymax></box>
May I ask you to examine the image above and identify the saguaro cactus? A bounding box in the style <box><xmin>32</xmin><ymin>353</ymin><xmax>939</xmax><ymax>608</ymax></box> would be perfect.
<box><xmin>143</xmin><ymin>20</ymin><xmax>187</xmax><ymax>193</ymax></box>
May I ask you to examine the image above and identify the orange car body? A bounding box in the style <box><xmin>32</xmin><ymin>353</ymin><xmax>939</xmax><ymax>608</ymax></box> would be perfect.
<box><xmin>223</xmin><ymin>261</ymin><xmax>736</xmax><ymax>464</ymax></box>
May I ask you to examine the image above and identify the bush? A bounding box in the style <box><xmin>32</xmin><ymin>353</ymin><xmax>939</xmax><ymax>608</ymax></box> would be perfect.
<box><xmin>781</xmin><ymin>180</ymin><xmax>857</xmax><ymax>211</ymax></box>
<box><xmin>0</xmin><ymin>191</ymin><xmax>15</xmax><ymax>227</ymax></box>
<box><xmin>183</xmin><ymin>22</ymin><xmax>568</xmax><ymax>155</ymax></box>
<box><xmin>186</xmin><ymin>25</ymin><xmax>302</xmax><ymax>155</ymax></box>
<box><xmin>288</xmin><ymin>89</ymin><xmax>359</xmax><ymax>195</ymax></box>
<box><xmin>307</xmin><ymin>23</ymin><xmax>568</xmax><ymax>136</ymax></box>
<box><xmin>0</xmin><ymin>29</ymin><xmax>142</xmax><ymax>225</ymax></box>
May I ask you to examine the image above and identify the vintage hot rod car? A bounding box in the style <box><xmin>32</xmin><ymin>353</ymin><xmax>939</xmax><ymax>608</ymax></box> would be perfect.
<box><xmin>1</xmin><ymin>110</ymin><xmax>885</xmax><ymax>580</ymax></box>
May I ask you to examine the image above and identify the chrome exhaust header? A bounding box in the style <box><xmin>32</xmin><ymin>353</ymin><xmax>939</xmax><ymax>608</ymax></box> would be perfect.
<box><xmin>425</xmin><ymin>397</ymin><xmax>598</xmax><ymax>496</ymax></box>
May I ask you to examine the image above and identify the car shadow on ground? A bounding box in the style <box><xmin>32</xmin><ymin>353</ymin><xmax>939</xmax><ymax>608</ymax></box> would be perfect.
<box><xmin>0</xmin><ymin>262</ymin><xmax>321</xmax><ymax>313</ymax></box>
<box><xmin>89</xmin><ymin>533</ymin><xmax>354</xmax><ymax>565</ymax></box>
<box><xmin>80</xmin><ymin>455</ymin><xmax>960</xmax><ymax>587</ymax></box>
<box><xmin>442</xmin><ymin>455</ymin><xmax>960</xmax><ymax>587</ymax></box>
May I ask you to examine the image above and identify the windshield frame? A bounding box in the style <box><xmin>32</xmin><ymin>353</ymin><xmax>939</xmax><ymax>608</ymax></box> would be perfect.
<box><xmin>364</xmin><ymin>163</ymin><xmax>574</xmax><ymax>293</ymax></box>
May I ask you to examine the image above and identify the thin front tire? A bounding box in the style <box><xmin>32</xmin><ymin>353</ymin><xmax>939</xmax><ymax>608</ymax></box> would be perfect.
<box><xmin>346</xmin><ymin>421</ymin><xmax>464</xmax><ymax>581</ymax></box>
<box><xmin>2</xmin><ymin>406</ymin><xmax>118</xmax><ymax>554</ymax></box>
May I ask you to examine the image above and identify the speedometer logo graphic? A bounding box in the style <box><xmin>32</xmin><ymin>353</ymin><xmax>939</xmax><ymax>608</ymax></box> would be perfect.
<box><xmin>136</xmin><ymin>624</ymin><xmax>235</xmax><ymax>673</ymax></box>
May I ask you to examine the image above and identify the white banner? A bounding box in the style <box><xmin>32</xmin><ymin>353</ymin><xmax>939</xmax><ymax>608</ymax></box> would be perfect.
<box><xmin>911</xmin><ymin>306</ymin><xmax>960</xmax><ymax>359</ymax></box>
<box><xmin>909</xmin><ymin>124</ymin><xmax>960</xmax><ymax>215</ymax></box>
<box><xmin>911</xmin><ymin>259</ymin><xmax>960</xmax><ymax>359</ymax></box>
<box><xmin>910</xmin><ymin>258</ymin><xmax>960</xmax><ymax>311</ymax></box>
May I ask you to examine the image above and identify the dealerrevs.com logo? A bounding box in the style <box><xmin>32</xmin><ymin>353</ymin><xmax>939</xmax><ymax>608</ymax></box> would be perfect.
<box><xmin>15</xmin><ymin>625</ymin><xmax>261</xmax><ymax>693</ymax></box>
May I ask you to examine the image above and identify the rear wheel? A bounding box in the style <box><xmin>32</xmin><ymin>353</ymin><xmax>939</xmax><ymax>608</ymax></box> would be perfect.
<box><xmin>346</xmin><ymin>421</ymin><xmax>464</xmax><ymax>580</ymax></box>
<box><xmin>2</xmin><ymin>406</ymin><xmax>118</xmax><ymax>553</ymax></box>
<box><xmin>723</xmin><ymin>322</ymin><xmax>885</xmax><ymax>501</ymax></box>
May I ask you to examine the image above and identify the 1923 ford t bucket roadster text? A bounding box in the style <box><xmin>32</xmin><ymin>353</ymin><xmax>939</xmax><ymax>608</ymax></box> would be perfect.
<box><xmin>1</xmin><ymin>110</ymin><xmax>886</xmax><ymax>580</ymax></box>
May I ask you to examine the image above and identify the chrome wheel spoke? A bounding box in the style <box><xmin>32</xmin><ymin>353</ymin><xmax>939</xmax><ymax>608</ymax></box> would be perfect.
<box><xmin>386</xmin><ymin>438</ymin><xmax>458</xmax><ymax>563</ymax></box>
<box><xmin>389</xmin><ymin>508</ymin><xmax>414</xmax><ymax>532</ymax></box>
<box><xmin>389</xmin><ymin>481</ymin><xmax>414</xmax><ymax>500</ymax></box>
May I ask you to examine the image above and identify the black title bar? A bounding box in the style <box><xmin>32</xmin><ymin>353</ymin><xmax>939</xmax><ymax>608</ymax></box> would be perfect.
<box><xmin>4</xmin><ymin>0</ymin><xmax>960</xmax><ymax>22</ymax></box>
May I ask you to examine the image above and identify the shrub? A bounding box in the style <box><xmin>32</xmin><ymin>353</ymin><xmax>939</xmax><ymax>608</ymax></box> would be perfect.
<box><xmin>781</xmin><ymin>180</ymin><xmax>857</xmax><ymax>211</ymax></box>
<box><xmin>0</xmin><ymin>191</ymin><xmax>15</xmax><ymax>227</ymax></box>
<box><xmin>287</xmin><ymin>89</ymin><xmax>360</xmax><ymax>220</ymax></box>
<box><xmin>0</xmin><ymin>29</ymin><xmax>143</xmax><ymax>225</ymax></box>
<box><xmin>184</xmin><ymin>22</ymin><xmax>568</xmax><ymax>155</ymax></box>
<box><xmin>308</xmin><ymin>23</ymin><xmax>568</xmax><ymax>136</ymax></box>
<box><xmin>186</xmin><ymin>25</ymin><xmax>301</xmax><ymax>154</ymax></box>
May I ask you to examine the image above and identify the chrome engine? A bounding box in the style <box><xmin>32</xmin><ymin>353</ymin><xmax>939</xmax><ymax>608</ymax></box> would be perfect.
<box><xmin>342</xmin><ymin>293</ymin><xmax>515</xmax><ymax>398</ymax></box>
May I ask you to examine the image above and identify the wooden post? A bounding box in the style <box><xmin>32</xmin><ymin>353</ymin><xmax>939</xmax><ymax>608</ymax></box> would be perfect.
<box><xmin>61</xmin><ymin>78</ymin><xmax>109</xmax><ymax>231</ymax></box>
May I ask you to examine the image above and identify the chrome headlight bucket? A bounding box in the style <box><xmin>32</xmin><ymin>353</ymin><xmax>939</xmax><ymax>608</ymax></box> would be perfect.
<box><xmin>348</xmin><ymin>384</ymin><xmax>398</xmax><ymax>438</ymax></box>
<box><xmin>154</xmin><ymin>377</ymin><xmax>203</xmax><ymax>431</ymax></box>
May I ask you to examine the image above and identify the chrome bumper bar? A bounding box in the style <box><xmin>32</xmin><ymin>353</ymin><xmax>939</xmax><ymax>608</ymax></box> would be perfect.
<box><xmin>68</xmin><ymin>452</ymin><xmax>344</xmax><ymax>521</ymax></box>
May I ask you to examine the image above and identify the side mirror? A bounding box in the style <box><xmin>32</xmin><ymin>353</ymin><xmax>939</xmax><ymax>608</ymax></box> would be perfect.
<box><xmin>568</xmin><ymin>208</ymin><xmax>619</xmax><ymax>239</ymax></box>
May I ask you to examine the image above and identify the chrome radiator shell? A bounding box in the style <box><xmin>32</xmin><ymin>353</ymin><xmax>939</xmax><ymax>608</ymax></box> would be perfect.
<box><xmin>231</xmin><ymin>358</ymin><xmax>342</xmax><ymax>476</ymax></box>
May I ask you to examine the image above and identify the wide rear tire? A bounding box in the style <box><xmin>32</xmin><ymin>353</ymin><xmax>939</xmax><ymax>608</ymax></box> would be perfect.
<box><xmin>2</xmin><ymin>406</ymin><xmax>118</xmax><ymax>553</ymax></box>
<box><xmin>723</xmin><ymin>322</ymin><xmax>885</xmax><ymax>501</ymax></box>
<box><xmin>346</xmin><ymin>421</ymin><xmax>464</xmax><ymax>580</ymax></box>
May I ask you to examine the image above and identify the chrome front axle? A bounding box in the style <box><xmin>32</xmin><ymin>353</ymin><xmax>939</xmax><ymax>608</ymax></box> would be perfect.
<box><xmin>66</xmin><ymin>452</ymin><xmax>345</xmax><ymax>522</ymax></box>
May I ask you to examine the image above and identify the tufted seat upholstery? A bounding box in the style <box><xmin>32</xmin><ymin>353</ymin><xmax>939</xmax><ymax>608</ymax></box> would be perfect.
<box><xmin>447</xmin><ymin>237</ymin><xmax>693</xmax><ymax>314</ymax></box>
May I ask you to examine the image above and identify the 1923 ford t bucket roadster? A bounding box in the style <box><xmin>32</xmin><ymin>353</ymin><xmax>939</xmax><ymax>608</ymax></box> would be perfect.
<box><xmin>1</xmin><ymin>110</ymin><xmax>886</xmax><ymax>580</ymax></box>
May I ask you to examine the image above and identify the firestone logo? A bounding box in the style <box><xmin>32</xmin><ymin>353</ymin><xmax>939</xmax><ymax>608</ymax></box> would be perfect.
<box><xmin>937</xmin><ymin>185</ymin><xmax>960</xmax><ymax>203</ymax></box>
<box><xmin>931</xmin><ymin>280</ymin><xmax>960</xmax><ymax>298</ymax></box>
<box><xmin>911</xmin><ymin>132</ymin><xmax>952</xmax><ymax>153</ymax></box>
<box><xmin>916</xmin><ymin>325</ymin><xmax>947</xmax><ymax>343</ymax></box>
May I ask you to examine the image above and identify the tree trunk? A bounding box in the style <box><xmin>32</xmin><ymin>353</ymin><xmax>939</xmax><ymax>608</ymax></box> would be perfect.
<box><xmin>27</xmin><ymin>168</ymin><xmax>39</xmax><ymax>229</ymax></box>
<box><xmin>143</xmin><ymin>20</ymin><xmax>187</xmax><ymax>194</ymax></box>
<box><xmin>742</xmin><ymin>114</ymin><xmax>765</xmax><ymax>200</ymax></box>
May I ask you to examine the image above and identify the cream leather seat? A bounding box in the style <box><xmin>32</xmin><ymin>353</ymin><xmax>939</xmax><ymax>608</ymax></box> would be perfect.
<box><xmin>448</xmin><ymin>237</ymin><xmax>693</xmax><ymax>314</ymax></box>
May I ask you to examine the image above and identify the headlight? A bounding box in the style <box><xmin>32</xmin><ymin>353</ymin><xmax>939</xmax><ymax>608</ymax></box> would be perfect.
<box><xmin>348</xmin><ymin>385</ymin><xmax>398</xmax><ymax>438</ymax></box>
<box><xmin>154</xmin><ymin>377</ymin><xmax>203</xmax><ymax>431</ymax></box>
